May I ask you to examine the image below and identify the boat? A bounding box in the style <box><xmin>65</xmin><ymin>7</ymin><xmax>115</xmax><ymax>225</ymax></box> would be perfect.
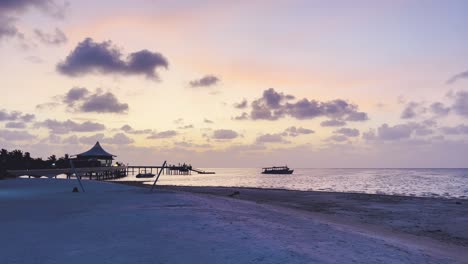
<box><xmin>261</xmin><ymin>166</ymin><xmax>294</xmax><ymax>174</ymax></box>
<box><xmin>135</xmin><ymin>173</ymin><xmax>155</xmax><ymax>178</ymax></box>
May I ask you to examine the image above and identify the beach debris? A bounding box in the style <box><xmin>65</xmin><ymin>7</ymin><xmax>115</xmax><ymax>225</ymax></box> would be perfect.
<box><xmin>228</xmin><ymin>191</ymin><xmax>240</xmax><ymax>197</ymax></box>
<box><xmin>72</xmin><ymin>187</ymin><xmax>79</xmax><ymax>193</ymax></box>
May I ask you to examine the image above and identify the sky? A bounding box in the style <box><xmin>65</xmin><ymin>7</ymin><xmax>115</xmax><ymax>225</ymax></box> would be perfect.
<box><xmin>1</xmin><ymin>0</ymin><xmax>468</xmax><ymax>167</ymax></box>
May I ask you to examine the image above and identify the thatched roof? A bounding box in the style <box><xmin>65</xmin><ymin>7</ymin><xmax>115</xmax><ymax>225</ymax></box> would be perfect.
<box><xmin>76</xmin><ymin>142</ymin><xmax>116</xmax><ymax>158</ymax></box>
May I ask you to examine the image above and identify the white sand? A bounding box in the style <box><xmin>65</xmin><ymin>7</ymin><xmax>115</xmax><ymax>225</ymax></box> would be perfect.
<box><xmin>0</xmin><ymin>179</ymin><xmax>466</xmax><ymax>264</ymax></box>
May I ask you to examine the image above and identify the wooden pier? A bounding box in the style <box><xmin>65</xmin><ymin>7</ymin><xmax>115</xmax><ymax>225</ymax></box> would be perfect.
<box><xmin>7</xmin><ymin>164</ymin><xmax>215</xmax><ymax>180</ymax></box>
<box><xmin>7</xmin><ymin>166</ymin><xmax>127</xmax><ymax>180</ymax></box>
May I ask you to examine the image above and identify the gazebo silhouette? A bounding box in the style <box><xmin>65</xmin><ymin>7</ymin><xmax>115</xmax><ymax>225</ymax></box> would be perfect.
<box><xmin>73</xmin><ymin>141</ymin><xmax>116</xmax><ymax>167</ymax></box>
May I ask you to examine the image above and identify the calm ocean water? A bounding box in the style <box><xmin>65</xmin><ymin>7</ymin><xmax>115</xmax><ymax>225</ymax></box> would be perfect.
<box><xmin>117</xmin><ymin>168</ymin><xmax>468</xmax><ymax>199</ymax></box>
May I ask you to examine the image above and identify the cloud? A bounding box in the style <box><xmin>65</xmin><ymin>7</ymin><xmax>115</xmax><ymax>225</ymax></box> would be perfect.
<box><xmin>328</xmin><ymin>135</ymin><xmax>348</xmax><ymax>142</ymax></box>
<box><xmin>204</xmin><ymin>118</ymin><xmax>214</xmax><ymax>124</ymax></box>
<box><xmin>57</xmin><ymin>38</ymin><xmax>168</xmax><ymax>80</ymax></box>
<box><xmin>247</xmin><ymin>88</ymin><xmax>368</xmax><ymax>121</ymax></box>
<box><xmin>255</xmin><ymin>133</ymin><xmax>288</xmax><ymax>144</ymax></box>
<box><xmin>234</xmin><ymin>99</ymin><xmax>248</xmax><ymax>109</ymax></box>
<box><xmin>440</xmin><ymin>125</ymin><xmax>468</xmax><ymax>135</ymax></box>
<box><xmin>36</xmin><ymin>119</ymin><xmax>106</xmax><ymax>134</ymax></box>
<box><xmin>178</xmin><ymin>124</ymin><xmax>194</xmax><ymax>129</ymax></box>
<box><xmin>283</xmin><ymin>126</ymin><xmax>314</xmax><ymax>137</ymax></box>
<box><xmin>446</xmin><ymin>70</ymin><xmax>468</xmax><ymax>84</ymax></box>
<box><xmin>0</xmin><ymin>0</ymin><xmax>67</xmax><ymax>42</ymax></box>
<box><xmin>101</xmin><ymin>133</ymin><xmax>134</xmax><ymax>145</ymax></box>
<box><xmin>212</xmin><ymin>129</ymin><xmax>238</xmax><ymax>140</ymax></box>
<box><xmin>147</xmin><ymin>130</ymin><xmax>178</xmax><ymax>139</ymax></box>
<box><xmin>121</xmin><ymin>125</ymin><xmax>152</xmax><ymax>135</ymax></box>
<box><xmin>320</xmin><ymin>119</ymin><xmax>346</xmax><ymax>127</ymax></box>
<box><xmin>233</xmin><ymin>112</ymin><xmax>249</xmax><ymax>120</ymax></box>
<box><xmin>34</xmin><ymin>28</ymin><xmax>67</xmax><ymax>45</ymax></box>
<box><xmin>334</xmin><ymin>128</ymin><xmax>360</xmax><ymax>137</ymax></box>
<box><xmin>430</xmin><ymin>102</ymin><xmax>450</xmax><ymax>116</ymax></box>
<box><xmin>451</xmin><ymin>91</ymin><xmax>468</xmax><ymax>118</ymax></box>
<box><xmin>0</xmin><ymin>129</ymin><xmax>35</xmax><ymax>141</ymax></box>
<box><xmin>377</xmin><ymin>123</ymin><xmax>414</xmax><ymax>140</ymax></box>
<box><xmin>5</xmin><ymin>121</ymin><xmax>26</xmax><ymax>129</ymax></box>
<box><xmin>0</xmin><ymin>109</ymin><xmax>35</xmax><ymax>122</ymax></box>
<box><xmin>400</xmin><ymin>102</ymin><xmax>426</xmax><ymax>119</ymax></box>
<box><xmin>189</xmin><ymin>75</ymin><xmax>220</xmax><ymax>88</ymax></box>
<box><xmin>0</xmin><ymin>16</ymin><xmax>20</xmax><ymax>39</ymax></box>
<box><xmin>81</xmin><ymin>92</ymin><xmax>128</xmax><ymax>113</ymax></box>
<box><xmin>64</xmin><ymin>87</ymin><xmax>89</xmax><ymax>106</ymax></box>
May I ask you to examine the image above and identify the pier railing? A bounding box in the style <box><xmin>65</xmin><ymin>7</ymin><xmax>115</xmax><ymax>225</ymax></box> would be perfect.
<box><xmin>7</xmin><ymin>166</ymin><xmax>127</xmax><ymax>180</ymax></box>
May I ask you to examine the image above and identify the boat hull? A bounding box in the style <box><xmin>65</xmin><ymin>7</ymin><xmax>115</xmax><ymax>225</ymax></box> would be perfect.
<box><xmin>262</xmin><ymin>170</ymin><xmax>294</xmax><ymax>174</ymax></box>
<box><xmin>136</xmin><ymin>173</ymin><xmax>155</xmax><ymax>178</ymax></box>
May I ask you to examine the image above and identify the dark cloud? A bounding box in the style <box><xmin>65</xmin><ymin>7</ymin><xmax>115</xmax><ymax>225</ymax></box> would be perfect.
<box><xmin>334</xmin><ymin>128</ymin><xmax>360</xmax><ymax>137</ymax></box>
<box><xmin>204</xmin><ymin>118</ymin><xmax>214</xmax><ymax>124</ymax></box>
<box><xmin>0</xmin><ymin>109</ymin><xmax>34</xmax><ymax>122</ymax></box>
<box><xmin>284</xmin><ymin>126</ymin><xmax>314</xmax><ymax>137</ymax></box>
<box><xmin>446</xmin><ymin>70</ymin><xmax>468</xmax><ymax>84</ymax></box>
<box><xmin>81</xmin><ymin>92</ymin><xmax>128</xmax><ymax>113</ymax></box>
<box><xmin>0</xmin><ymin>129</ymin><xmax>35</xmax><ymax>141</ymax></box>
<box><xmin>147</xmin><ymin>130</ymin><xmax>178</xmax><ymax>139</ymax></box>
<box><xmin>64</xmin><ymin>87</ymin><xmax>89</xmax><ymax>106</ymax></box>
<box><xmin>234</xmin><ymin>99</ymin><xmax>248</xmax><ymax>109</ymax></box>
<box><xmin>5</xmin><ymin>121</ymin><xmax>26</xmax><ymax>129</ymax></box>
<box><xmin>255</xmin><ymin>133</ymin><xmax>288</xmax><ymax>144</ymax></box>
<box><xmin>247</xmin><ymin>88</ymin><xmax>368</xmax><ymax>122</ymax></box>
<box><xmin>57</xmin><ymin>38</ymin><xmax>168</xmax><ymax>80</ymax></box>
<box><xmin>36</xmin><ymin>119</ymin><xmax>106</xmax><ymax>134</ymax></box>
<box><xmin>212</xmin><ymin>129</ymin><xmax>238</xmax><ymax>140</ymax></box>
<box><xmin>451</xmin><ymin>91</ymin><xmax>468</xmax><ymax>118</ymax></box>
<box><xmin>34</xmin><ymin>28</ymin><xmax>67</xmax><ymax>45</ymax></box>
<box><xmin>430</xmin><ymin>102</ymin><xmax>450</xmax><ymax>116</ymax></box>
<box><xmin>189</xmin><ymin>75</ymin><xmax>220</xmax><ymax>88</ymax></box>
<box><xmin>440</xmin><ymin>125</ymin><xmax>468</xmax><ymax>135</ymax></box>
<box><xmin>320</xmin><ymin>119</ymin><xmax>346</xmax><ymax>127</ymax></box>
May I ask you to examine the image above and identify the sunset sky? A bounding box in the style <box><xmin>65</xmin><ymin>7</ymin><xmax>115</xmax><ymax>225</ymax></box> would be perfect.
<box><xmin>1</xmin><ymin>0</ymin><xmax>468</xmax><ymax>167</ymax></box>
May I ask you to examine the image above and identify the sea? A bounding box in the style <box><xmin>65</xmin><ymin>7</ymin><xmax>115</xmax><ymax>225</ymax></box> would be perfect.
<box><xmin>118</xmin><ymin>168</ymin><xmax>468</xmax><ymax>199</ymax></box>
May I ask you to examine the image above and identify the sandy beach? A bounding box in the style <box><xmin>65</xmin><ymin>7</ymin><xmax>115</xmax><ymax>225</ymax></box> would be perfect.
<box><xmin>1</xmin><ymin>178</ymin><xmax>467</xmax><ymax>264</ymax></box>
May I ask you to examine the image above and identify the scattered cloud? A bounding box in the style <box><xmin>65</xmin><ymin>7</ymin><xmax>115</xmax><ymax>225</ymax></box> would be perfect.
<box><xmin>255</xmin><ymin>133</ymin><xmax>288</xmax><ymax>144</ymax></box>
<box><xmin>189</xmin><ymin>75</ymin><xmax>220</xmax><ymax>88</ymax></box>
<box><xmin>212</xmin><ymin>129</ymin><xmax>238</xmax><ymax>140</ymax></box>
<box><xmin>0</xmin><ymin>129</ymin><xmax>36</xmax><ymax>141</ymax></box>
<box><xmin>328</xmin><ymin>135</ymin><xmax>348</xmax><ymax>142</ymax></box>
<box><xmin>440</xmin><ymin>125</ymin><xmax>468</xmax><ymax>135</ymax></box>
<box><xmin>61</xmin><ymin>87</ymin><xmax>128</xmax><ymax>114</ymax></box>
<box><xmin>178</xmin><ymin>124</ymin><xmax>194</xmax><ymax>129</ymax></box>
<box><xmin>0</xmin><ymin>109</ymin><xmax>35</xmax><ymax>122</ymax></box>
<box><xmin>203</xmin><ymin>118</ymin><xmax>214</xmax><ymax>124</ymax></box>
<box><xmin>430</xmin><ymin>102</ymin><xmax>450</xmax><ymax>117</ymax></box>
<box><xmin>121</xmin><ymin>125</ymin><xmax>152</xmax><ymax>135</ymax></box>
<box><xmin>5</xmin><ymin>121</ymin><xmax>26</xmax><ymax>129</ymax></box>
<box><xmin>36</xmin><ymin>119</ymin><xmax>106</xmax><ymax>134</ymax></box>
<box><xmin>334</xmin><ymin>128</ymin><xmax>360</xmax><ymax>137</ymax></box>
<box><xmin>451</xmin><ymin>90</ymin><xmax>468</xmax><ymax>118</ymax></box>
<box><xmin>320</xmin><ymin>119</ymin><xmax>346</xmax><ymax>127</ymax></box>
<box><xmin>233</xmin><ymin>112</ymin><xmax>249</xmax><ymax>120</ymax></box>
<box><xmin>234</xmin><ymin>99</ymin><xmax>248</xmax><ymax>109</ymax></box>
<box><xmin>283</xmin><ymin>126</ymin><xmax>314</xmax><ymax>137</ymax></box>
<box><xmin>34</xmin><ymin>28</ymin><xmax>67</xmax><ymax>45</ymax></box>
<box><xmin>246</xmin><ymin>88</ymin><xmax>368</xmax><ymax>121</ymax></box>
<box><xmin>147</xmin><ymin>130</ymin><xmax>178</xmax><ymax>139</ymax></box>
<box><xmin>400</xmin><ymin>102</ymin><xmax>426</xmax><ymax>119</ymax></box>
<box><xmin>57</xmin><ymin>38</ymin><xmax>168</xmax><ymax>80</ymax></box>
<box><xmin>446</xmin><ymin>70</ymin><xmax>468</xmax><ymax>84</ymax></box>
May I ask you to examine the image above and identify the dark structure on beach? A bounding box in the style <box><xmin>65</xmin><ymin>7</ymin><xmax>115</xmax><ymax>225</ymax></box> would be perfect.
<box><xmin>73</xmin><ymin>141</ymin><xmax>116</xmax><ymax>167</ymax></box>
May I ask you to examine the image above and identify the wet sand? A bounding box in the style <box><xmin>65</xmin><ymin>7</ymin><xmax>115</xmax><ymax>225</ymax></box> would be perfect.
<box><xmin>116</xmin><ymin>181</ymin><xmax>468</xmax><ymax>247</ymax></box>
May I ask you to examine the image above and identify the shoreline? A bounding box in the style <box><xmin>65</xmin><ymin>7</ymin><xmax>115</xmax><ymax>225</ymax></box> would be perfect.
<box><xmin>115</xmin><ymin>181</ymin><xmax>468</xmax><ymax>247</ymax></box>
